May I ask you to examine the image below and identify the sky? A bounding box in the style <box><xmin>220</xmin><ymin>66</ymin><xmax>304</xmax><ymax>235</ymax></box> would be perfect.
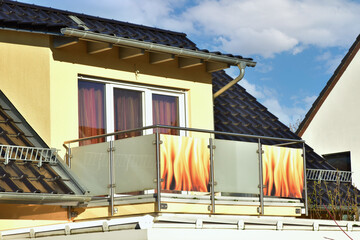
<box><xmin>17</xmin><ymin>0</ymin><xmax>360</xmax><ymax>126</ymax></box>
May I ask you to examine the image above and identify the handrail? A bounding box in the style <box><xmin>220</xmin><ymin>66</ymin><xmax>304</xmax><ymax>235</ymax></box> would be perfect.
<box><xmin>64</xmin><ymin>125</ymin><xmax>305</xmax><ymax>145</ymax></box>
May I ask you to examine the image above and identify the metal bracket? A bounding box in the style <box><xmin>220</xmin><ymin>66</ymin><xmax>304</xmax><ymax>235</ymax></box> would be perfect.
<box><xmin>108</xmin><ymin>184</ymin><xmax>116</xmax><ymax>188</ymax></box>
<box><xmin>70</xmin><ymin>211</ymin><xmax>78</xmax><ymax>218</ymax></box>
<box><xmin>64</xmin><ymin>225</ymin><xmax>71</xmax><ymax>235</ymax></box>
<box><xmin>237</xmin><ymin>220</ymin><xmax>245</xmax><ymax>230</ymax></box>
<box><xmin>257</xmin><ymin>206</ymin><xmax>262</xmax><ymax>214</ymax></box>
<box><xmin>153</xmin><ymin>140</ymin><xmax>163</xmax><ymax>145</ymax></box>
<box><xmin>29</xmin><ymin>228</ymin><xmax>35</xmax><ymax>238</ymax></box>
<box><xmin>102</xmin><ymin>222</ymin><xmax>109</xmax><ymax>232</ymax></box>
<box><xmin>313</xmin><ymin>222</ymin><xmax>319</xmax><ymax>231</ymax></box>
<box><xmin>107</xmin><ymin>147</ymin><xmax>115</xmax><ymax>152</ymax></box>
<box><xmin>256</xmin><ymin>149</ymin><xmax>264</xmax><ymax>154</ymax></box>
<box><xmin>209</xmin><ymin>181</ymin><xmax>217</xmax><ymax>186</ymax></box>
<box><xmin>154</xmin><ymin>178</ymin><xmax>164</xmax><ymax>183</ymax></box>
<box><xmin>207</xmin><ymin>145</ymin><xmax>216</xmax><ymax>149</ymax></box>
<box><xmin>160</xmin><ymin>203</ymin><xmax>168</xmax><ymax>209</ymax></box>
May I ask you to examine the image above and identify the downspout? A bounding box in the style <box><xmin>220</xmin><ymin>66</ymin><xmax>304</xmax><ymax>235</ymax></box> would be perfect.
<box><xmin>213</xmin><ymin>62</ymin><xmax>246</xmax><ymax>99</ymax></box>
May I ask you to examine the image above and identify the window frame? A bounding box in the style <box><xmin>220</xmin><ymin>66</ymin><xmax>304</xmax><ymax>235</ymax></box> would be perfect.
<box><xmin>78</xmin><ymin>76</ymin><xmax>187</xmax><ymax>138</ymax></box>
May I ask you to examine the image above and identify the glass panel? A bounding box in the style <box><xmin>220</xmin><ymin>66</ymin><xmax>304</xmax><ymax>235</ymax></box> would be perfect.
<box><xmin>152</xmin><ymin>94</ymin><xmax>179</xmax><ymax>135</ymax></box>
<box><xmin>114</xmin><ymin>88</ymin><xmax>143</xmax><ymax>139</ymax></box>
<box><xmin>214</xmin><ymin>139</ymin><xmax>259</xmax><ymax>194</ymax></box>
<box><xmin>262</xmin><ymin>145</ymin><xmax>304</xmax><ymax>198</ymax></box>
<box><xmin>160</xmin><ymin>135</ymin><xmax>210</xmax><ymax>192</ymax></box>
<box><xmin>71</xmin><ymin>141</ymin><xmax>109</xmax><ymax>196</ymax></box>
<box><xmin>78</xmin><ymin>81</ymin><xmax>105</xmax><ymax>145</ymax></box>
<box><xmin>114</xmin><ymin>134</ymin><xmax>156</xmax><ymax>193</ymax></box>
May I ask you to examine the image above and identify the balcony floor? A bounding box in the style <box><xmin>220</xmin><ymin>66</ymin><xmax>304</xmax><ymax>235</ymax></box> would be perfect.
<box><xmin>72</xmin><ymin>192</ymin><xmax>304</xmax><ymax>221</ymax></box>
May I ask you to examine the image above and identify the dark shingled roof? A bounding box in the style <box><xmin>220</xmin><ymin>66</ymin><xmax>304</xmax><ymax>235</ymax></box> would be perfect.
<box><xmin>212</xmin><ymin>70</ymin><xmax>333</xmax><ymax>170</ymax></box>
<box><xmin>0</xmin><ymin>0</ymin><xmax>251</xmax><ymax>61</ymax></box>
<box><xmin>0</xmin><ymin>91</ymin><xmax>82</xmax><ymax>195</ymax></box>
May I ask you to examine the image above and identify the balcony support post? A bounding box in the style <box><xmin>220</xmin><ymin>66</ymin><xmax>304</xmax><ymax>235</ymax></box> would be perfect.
<box><xmin>209</xmin><ymin>137</ymin><xmax>215</xmax><ymax>213</ymax></box>
<box><xmin>109</xmin><ymin>140</ymin><xmax>115</xmax><ymax>216</ymax></box>
<box><xmin>155</xmin><ymin>130</ymin><xmax>162</xmax><ymax>212</ymax></box>
<box><xmin>303</xmin><ymin>142</ymin><xmax>308</xmax><ymax>216</ymax></box>
<box><xmin>67</xmin><ymin>144</ymin><xmax>71</xmax><ymax>168</ymax></box>
<box><xmin>258</xmin><ymin>139</ymin><xmax>264</xmax><ymax>215</ymax></box>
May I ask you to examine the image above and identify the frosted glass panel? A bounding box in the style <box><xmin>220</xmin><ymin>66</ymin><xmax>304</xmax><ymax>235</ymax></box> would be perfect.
<box><xmin>214</xmin><ymin>139</ymin><xmax>259</xmax><ymax>194</ymax></box>
<box><xmin>114</xmin><ymin>134</ymin><xmax>156</xmax><ymax>193</ymax></box>
<box><xmin>71</xmin><ymin>141</ymin><xmax>109</xmax><ymax>196</ymax></box>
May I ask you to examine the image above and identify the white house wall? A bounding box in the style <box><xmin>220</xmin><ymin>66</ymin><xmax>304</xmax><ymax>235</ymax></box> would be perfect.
<box><xmin>302</xmin><ymin>48</ymin><xmax>360</xmax><ymax>187</ymax></box>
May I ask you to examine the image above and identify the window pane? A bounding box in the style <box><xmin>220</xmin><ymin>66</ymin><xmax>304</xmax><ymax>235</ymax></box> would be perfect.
<box><xmin>323</xmin><ymin>152</ymin><xmax>351</xmax><ymax>171</ymax></box>
<box><xmin>152</xmin><ymin>94</ymin><xmax>179</xmax><ymax>135</ymax></box>
<box><xmin>78</xmin><ymin>81</ymin><xmax>105</xmax><ymax>145</ymax></box>
<box><xmin>114</xmin><ymin>88</ymin><xmax>142</xmax><ymax>138</ymax></box>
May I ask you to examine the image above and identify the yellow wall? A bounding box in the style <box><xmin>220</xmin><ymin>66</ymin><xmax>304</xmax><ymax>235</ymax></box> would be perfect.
<box><xmin>50</xmin><ymin>39</ymin><xmax>214</xmax><ymax>151</ymax></box>
<box><xmin>0</xmin><ymin>30</ymin><xmax>215</xmax><ymax>152</ymax></box>
<box><xmin>0</xmin><ymin>30</ymin><xmax>51</xmax><ymax>145</ymax></box>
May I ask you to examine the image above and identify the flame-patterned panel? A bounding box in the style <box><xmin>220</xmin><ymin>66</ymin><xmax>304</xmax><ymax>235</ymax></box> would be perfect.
<box><xmin>262</xmin><ymin>145</ymin><xmax>304</xmax><ymax>198</ymax></box>
<box><xmin>160</xmin><ymin>135</ymin><xmax>210</xmax><ymax>192</ymax></box>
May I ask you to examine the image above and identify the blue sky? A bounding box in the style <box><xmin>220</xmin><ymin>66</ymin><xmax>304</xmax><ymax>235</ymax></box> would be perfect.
<box><xmin>18</xmin><ymin>0</ymin><xmax>360</xmax><ymax>126</ymax></box>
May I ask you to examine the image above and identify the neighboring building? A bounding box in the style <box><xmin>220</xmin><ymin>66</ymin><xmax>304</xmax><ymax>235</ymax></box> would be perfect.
<box><xmin>0</xmin><ymin>1</ymin><xmax>359</xmax><ymax>239</ymax></box>
<box><xmin>297</xmin><ymin>34</ymin><xmax>360</xmax><ymax>188</ymax></box>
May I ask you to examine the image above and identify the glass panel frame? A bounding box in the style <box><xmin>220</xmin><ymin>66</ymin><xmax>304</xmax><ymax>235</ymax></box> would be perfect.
<box><xmin>71</xmin><ymin>141</ymin><xmax>110</xmax><ymax>196</ymax></box>
<box><xmin>113</xmin><ymin>134</ymin><xmax>157</xmax><ymax>193</ymax></box>
<box><xmin>214</xmin><ymin>139</ymin><xmax>259</xmax><ymax>194</ymax></box>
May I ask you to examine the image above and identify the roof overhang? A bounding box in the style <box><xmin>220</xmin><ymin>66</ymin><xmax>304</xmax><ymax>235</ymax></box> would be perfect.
<box><xmin>58</xmin><ymin>28</ymin><xmax>256</xmax><ymax>73</ymax></box>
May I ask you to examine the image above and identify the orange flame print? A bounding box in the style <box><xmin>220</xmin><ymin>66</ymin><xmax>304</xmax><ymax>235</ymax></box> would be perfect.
<box><xmin>262</xmin><ymin>145</ymin><xmax>304</xmax><ymax>198</ymax></box>
<box><xmin>160</xmin><ymin>135</ymin><xmax>210</xmax><ymax>192</ymax></box>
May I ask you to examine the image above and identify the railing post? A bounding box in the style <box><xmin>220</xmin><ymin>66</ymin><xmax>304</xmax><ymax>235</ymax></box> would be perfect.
<box><xmin>209</xmin><ymin>137</ymin><xmax>215</xmax><ymax>213</ymax></box>
<box><xmin>109</xmin><ymin>140</ymin><xmax>115</xmax><ymax>216</ymax></box>
<box><xmin>4</xmin><ymin>146</ymin><xmax>10</xmax><ymax>165</ymax></box>
<box><xmin>67</xmin><ymin>144</ymin><xmax>71</xmax><ymax>168</ymax></box>
<box><xmin>302</xmin><ymin>142</ymin><xmax>308</xmax><ymax>216</ymax></box>
<box><xmin>258</xmin><ymin>139</ymin><xmax>264</xmax><ymax>215</ymax></box>
<box><xmin>155</xmin><ymin>129</ymin><xmax>162</xmax><ymax>212</ymax></box>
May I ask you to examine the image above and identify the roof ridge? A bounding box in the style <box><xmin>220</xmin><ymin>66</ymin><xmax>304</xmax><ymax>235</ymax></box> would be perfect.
<box><xmin>2</xmin><ymin>0</ymin><xmax>190</xmax><ymax>38</ymax></box>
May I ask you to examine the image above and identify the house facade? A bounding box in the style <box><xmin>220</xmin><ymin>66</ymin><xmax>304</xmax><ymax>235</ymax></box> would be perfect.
<box><xmin>297</xmin><ymin>34</ymin><xmax>360</xmax><ymax>188</ymax></box>
<box><xmin>0</xmin><ymin>1</ymin><xmax>359</xmax><ymax>238</ymax></box>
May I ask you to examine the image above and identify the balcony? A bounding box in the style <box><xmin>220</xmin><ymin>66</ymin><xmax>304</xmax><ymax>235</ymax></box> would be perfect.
<box><xmin>64</xmin><ymin>125</ymin><xmax>307</xmax><ymax>219</ymax></box>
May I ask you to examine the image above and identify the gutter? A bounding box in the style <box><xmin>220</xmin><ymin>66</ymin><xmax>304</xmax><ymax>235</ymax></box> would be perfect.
<box><xmin>60</xmin><ymin>28</ymin><xmax>256</xmax><ymax>67</ymax></box>
<box><xmin>0</xmin><ymin>192</ymin><xmax>91</xmax><ymax>206</ymax></box>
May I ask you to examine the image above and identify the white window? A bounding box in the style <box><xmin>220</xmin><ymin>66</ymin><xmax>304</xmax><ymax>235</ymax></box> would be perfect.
<box><xmin>78</xmin><ymin>77</ymin><xmax>186</xmax><ymax>144</ymax></box>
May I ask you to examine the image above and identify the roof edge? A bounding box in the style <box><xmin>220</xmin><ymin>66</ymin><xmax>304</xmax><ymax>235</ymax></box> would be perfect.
<box><xmin>61</xmin><ymin>28</ymin><xmax>256</xmax><ymax>67</ymax></box>
<box><xmin>2</xmin><ymin>0</ymin><xmax>189</xmax><ymax>38</ymax></box>
<box><xmin>296</xmin><ymin>34</ymin><xmax>360</xmax><ymax>136</ymax></box>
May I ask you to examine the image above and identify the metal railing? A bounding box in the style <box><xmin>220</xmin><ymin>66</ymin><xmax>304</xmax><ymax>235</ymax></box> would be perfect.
<box><xmin>0</xmin><ymin>145</ymin><xmax>57</xmax><ymax>167</ymax></box>
<box><xmin>307</xmin><ymin>169</ymin><xmax>352</xmax><ymax>183</ymax></box>
<box><xmin>64</xmin><ymin>125</ymin><xmax>307</xmax><ymax>216</ymax></box>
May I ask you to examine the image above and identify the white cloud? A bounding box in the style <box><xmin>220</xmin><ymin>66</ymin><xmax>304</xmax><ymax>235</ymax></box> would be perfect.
<box><xmin>316</xmin><ymin>51</ymin><xmax>345</xmax><ymax>74</ymax></box>
<box><xmin>239</xmin><ymin>80</ymin><xmax>316</xmax><ymax>126</ymax></box>
<box><xmin>240</xmin><ymin>79</ymin><xmax>265</xmax><ymax>99</ymax></box>
<box><xmin>19</xmin><ymin>0</ymin><xmax>360</xmax><ymax>58</ymax></box>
